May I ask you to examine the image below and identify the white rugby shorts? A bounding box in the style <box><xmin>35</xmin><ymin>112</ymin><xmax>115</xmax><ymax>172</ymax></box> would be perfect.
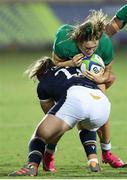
<box><xmin>49</xmin><ymin>86</ymin><xmax>111</xmax><ymax>131</ymax></box>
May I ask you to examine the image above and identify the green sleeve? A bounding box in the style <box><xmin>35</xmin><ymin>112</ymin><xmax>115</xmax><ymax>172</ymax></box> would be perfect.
<box><xmin>96</xmin><ymin>34</ymin><xmax>114</xmax><ymax>65</ymax></box>
<box><xmin>116</xmin><ymin>5</ymin><xmax>127</xmax><ymax>24</ymax></box>
<box><xmin>53</xmin><ymin>38</ymin><xmax>68</xmax><ymax>59</ymax></box>
<box><xmin>103</xmin><ymin>42</ymin><xmax>114</xmax><ymax>66</ymax></box>
<box><xmin>101</xmin><ymin>36</ymin><xmax>114</xmax><ymax>65</ymax></box>
<box><xmin>53</xmin><ymin>24</ymin><xmax>73</xmax><ymax>59</ymax></box>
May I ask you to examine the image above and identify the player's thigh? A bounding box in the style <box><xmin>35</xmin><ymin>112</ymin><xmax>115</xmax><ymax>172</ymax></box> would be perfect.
<box><xmin>35</xmin><ymin>114</ymin><xmax>70</xmax><ymax>142</ymax></box>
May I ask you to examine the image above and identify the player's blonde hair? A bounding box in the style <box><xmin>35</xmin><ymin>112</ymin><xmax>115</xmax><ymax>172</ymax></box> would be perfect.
<box><xmin>25</xmin><ymin>56</ymin><xmax>53</xmax><ymax>81</ymax></box>
<box><xmin>71</xmin><ymin>9</ymin><xmax>107</xmax><ymax>42</ymax></box>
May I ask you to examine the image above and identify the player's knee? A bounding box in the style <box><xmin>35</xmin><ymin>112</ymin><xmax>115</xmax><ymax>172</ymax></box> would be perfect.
<box><xmin>36</xmin><ymin>125</ymin><xmax>52</xmax><ymax>143</ymax></box>
<box><xmin>77</xmin><ymin>121</ymin><xmax>85</xmax><ymax>130</ymax></box>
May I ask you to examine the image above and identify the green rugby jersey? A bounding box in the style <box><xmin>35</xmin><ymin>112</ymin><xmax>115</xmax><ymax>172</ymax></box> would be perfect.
<box><xmin>53</xmin><ymin>24</ymin><xmax>114</xmax><ymax>66</ymax></box>
<box><xmin>116</xmin><ymin>4</ymin><xmax>127</xmax><ymax>24</ymax></box>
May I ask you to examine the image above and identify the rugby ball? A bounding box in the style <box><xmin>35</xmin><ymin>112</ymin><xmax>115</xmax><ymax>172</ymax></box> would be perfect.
<box><xmin>80</xmin><ymin>54</ymin><xmax>105</xmax><ymax>74</ymax></box>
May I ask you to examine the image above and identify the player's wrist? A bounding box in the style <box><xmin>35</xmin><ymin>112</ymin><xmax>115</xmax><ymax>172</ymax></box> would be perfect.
<box><xmin>71</xmin><ymin>59</ymin><xmax>77</xmax><ymax>67</ymax></box>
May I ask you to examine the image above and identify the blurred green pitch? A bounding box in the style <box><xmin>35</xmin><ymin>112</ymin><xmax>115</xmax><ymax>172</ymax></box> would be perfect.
<box><xmin>0</xmin><ymin>50</ymin><xmax>127</xmax><ymax>179</ymax></box>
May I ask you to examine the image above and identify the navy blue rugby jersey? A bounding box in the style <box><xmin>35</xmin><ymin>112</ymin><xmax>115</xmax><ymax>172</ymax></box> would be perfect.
<box><xmin>37</xmin><ymin>67</ymin><xmax>99</xmax><ymax>102</ymax></box>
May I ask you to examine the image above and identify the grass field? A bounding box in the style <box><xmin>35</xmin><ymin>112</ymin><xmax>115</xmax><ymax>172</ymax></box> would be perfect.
<box><xmin>0</xmin><ymin>50</ymin><xmax>127</xmax><ymax>179</ymax></box>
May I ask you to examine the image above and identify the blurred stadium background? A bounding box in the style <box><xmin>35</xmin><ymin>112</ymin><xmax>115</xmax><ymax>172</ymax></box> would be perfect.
<box><xmin>0</xmin><ymin>0</ymin><xmax>126</xmax><ymax>51</ymax></box>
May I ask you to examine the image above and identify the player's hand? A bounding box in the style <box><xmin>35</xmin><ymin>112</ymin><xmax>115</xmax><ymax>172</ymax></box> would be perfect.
<box><xmin>71</xmin><ymin>53</ymin><xmax>84</xmax><ymax>67</ymax></box>
<box><xmin>84</xmin><ymin>69</ymin><xmax>105</xmax><ymax>84</ymax></box>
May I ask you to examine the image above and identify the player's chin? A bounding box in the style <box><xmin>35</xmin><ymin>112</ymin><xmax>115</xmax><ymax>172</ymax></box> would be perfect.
<box><xmin>86</xmin><ymin>53</ymin><xmax>93</xmax><ymax>57</ymax></box>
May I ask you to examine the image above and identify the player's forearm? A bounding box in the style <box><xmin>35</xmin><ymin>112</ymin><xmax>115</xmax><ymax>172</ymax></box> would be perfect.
<box><xmin>54</xmin><ymin>59</ymin><xmax>74</xmax><ymax>67</ymax></box>
<box><xmin>106</xmin><ymin>16</ymin><xmax>124</xmax><ymax>37</ymax></box>
<box><xmin>102</xmin><ymin>71</ymin><xmax>110</xmax><ymax>83</ymax></box>
<box><xmin>52</xmin><ymin>52</ymin><xmax>75</xmax><ymax>67</ymax></box>
<box><xmin>40</xmin><ymin>99</ymin><xmax>55</xmax><ymax>114</ymax></box>
<box><xmin>101</xmin><ymin>62</ymin><xmax>113</xmax><ymax>84</ymax></box>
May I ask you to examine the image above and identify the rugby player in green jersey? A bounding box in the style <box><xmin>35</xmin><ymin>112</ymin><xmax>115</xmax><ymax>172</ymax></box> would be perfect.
<box><xmin>106</xmin><ymin>4</ymin><xmax>127</xmax><ymax>36</ymax></box>
<box><xmin>42</xmin><ymin>9</ymin><xmax>125</xmax><ymax>171</ymax></box>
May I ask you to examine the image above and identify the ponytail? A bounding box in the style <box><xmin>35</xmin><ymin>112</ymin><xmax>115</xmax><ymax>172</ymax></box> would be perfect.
<box><xmin>25</xmin><ymin>56</ymin><xmax>54</xmax><ymax>81</ymax></box>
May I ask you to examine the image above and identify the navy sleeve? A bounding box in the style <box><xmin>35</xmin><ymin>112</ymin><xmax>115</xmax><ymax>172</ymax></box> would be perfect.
<box><xmin>37</xmin><ymin>82</ymin><xmax>51</xmax><ymax>101</ymax></box>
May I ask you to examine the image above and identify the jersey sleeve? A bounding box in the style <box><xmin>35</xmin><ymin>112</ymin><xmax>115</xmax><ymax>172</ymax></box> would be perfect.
<box><xmin>53</xmin><ymin>38</ymin><xmax>67</xmax><ymax>59</ymax></box>
<box><xmin>103</xmin><ymin>40</ymin><xmax>114</xmax><ymax>65</ymax></box>
<box><xmin>116</xmin><ymin>5</ymin><xmax>127</xmax><ymax>24</ymax></box>
<box><xmin>37</xmin><ymin>82</ymin><xmax>51</xmax><ymax>101</ymax></box>
<box><xmin>53</xmin><ymin>24</ymin><xmax>73</xmax><ymax>59</ymax></box>
<box><xmin>101</xmin><ymin>36</ymin><xmax>114</xmax><ymax>66</ymax></box>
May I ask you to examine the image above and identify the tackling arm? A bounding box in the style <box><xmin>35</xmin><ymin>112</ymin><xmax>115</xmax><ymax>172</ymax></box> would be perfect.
<box><xmin>84</xmin><ymin>61</ymin><xmax>114</xmax><ymax>85</ymax></box>
<box><xmin>40</xmin><ymin>98</ymin><xmax>55</xmax><ymax>114</ymax></box>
